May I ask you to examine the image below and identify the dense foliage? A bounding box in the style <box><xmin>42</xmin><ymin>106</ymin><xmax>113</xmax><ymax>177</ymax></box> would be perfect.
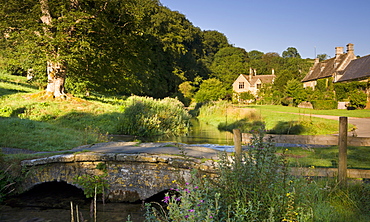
<box><xmin>118</xmin><ymin>96</ymin><xmax>191</xmax><ymax>137</ymax></box>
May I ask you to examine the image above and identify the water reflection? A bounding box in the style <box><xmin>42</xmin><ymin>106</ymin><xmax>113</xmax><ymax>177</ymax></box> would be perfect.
<box><xmin>163</xmin><ymin>118</ymin><xmax>234</xmax><ymax>145</ymax></box>
<box><xmin>112</xmin><ymin>118</ymin><xmax>234</xmax><ymax>146</ymax></box>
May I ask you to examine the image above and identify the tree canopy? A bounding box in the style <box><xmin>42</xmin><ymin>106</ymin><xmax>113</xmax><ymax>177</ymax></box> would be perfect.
<box><xmin>0</xmin><ymin>0</ymin><xmax>316</xmax><ymax>105</ymax></box>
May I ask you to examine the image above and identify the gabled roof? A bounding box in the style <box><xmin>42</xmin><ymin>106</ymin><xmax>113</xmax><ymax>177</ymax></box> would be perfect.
<box><xmin>337</xmin><ymin>54</ymin><xmax>370</xmax><ymax>82</ymax></box>
<box><xmin>241</xmin><ymin>74</ymin><xmax>275</xmax><ymax>86</ymax></box>
<box><xmin>302</xmin><ymin>54</ymin><xmax>348</xmax><ymax>82</ymax></box>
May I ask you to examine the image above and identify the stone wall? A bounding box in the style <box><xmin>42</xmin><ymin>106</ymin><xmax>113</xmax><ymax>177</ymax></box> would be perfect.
<box><xmin>21</xmin><ymin>153</ymin><xmax>216</xmax><ymax>202</ymax></box>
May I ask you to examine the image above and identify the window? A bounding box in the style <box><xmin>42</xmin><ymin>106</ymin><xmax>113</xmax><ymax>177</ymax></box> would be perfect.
<box><xmin>239</xmin><ymin>82</ymin><xmax>244</xmax><ymax>89</ymax></box>
<box><xmin>257</xmin><ymin>84</ymin><xmax>261</xmax><ymax>89</ymax></box>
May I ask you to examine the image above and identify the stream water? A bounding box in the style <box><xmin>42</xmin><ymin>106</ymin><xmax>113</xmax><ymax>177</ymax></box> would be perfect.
<box><xmin>1</xmin><ymin>119</ymin><xmax>229</xmax><ymax>222</ymax></box>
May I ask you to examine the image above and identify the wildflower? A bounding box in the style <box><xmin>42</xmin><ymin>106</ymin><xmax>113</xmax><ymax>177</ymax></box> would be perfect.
<box><xmin>175</xmin><ymin>197</ymin><xmax>181</xmax><ymax>201</ymax></box>
<box><xmin>286</xmin><ymin>192</ymin><xmax>291</xmax><ymax>197</ymax></box>
<box><xmin>199</xmin><ymin>200</ymin><xmax>204</xmax><ymax>203</ymax></box>
<box><xmin>188</xmin><ymin>209</ymin><xmax>195</xmax><ymax>212</ymax></box>
<box><xmin>194</xmin><ymin>186</ymin><xmax>198</xmax><ymax>189</ymax></box>
<box><xmin>184</xmin><ymin>215</ymin><xmax>189</xmax><ymax>219</ymax></box>
<box><xmin>172</xmin><ymin>180</ymin><xmax>177</xmax><ymax>183</ymax></box>
<box><xmin>163</xmin><ymin>195</ymin><xmax>170</xmax><ymax>203</ymax></box>
<box><xmin>186</xmin><ymin>182</ymin><xmax>190</xmax><ymax>185</ymax></box>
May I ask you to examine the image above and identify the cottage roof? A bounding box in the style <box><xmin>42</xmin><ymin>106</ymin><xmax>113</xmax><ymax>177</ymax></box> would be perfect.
<box><xmin>241</xmin><ymin>74</ymin><xmax>275</xmax><ymax>86</ymax></box>
<box><xmin>337</xmin><ymin>54</ymin><xmax>370</xmax><ymax>82</ymax></box>
<box><xmin>302</xmin><ymin>54</ymin><xmax>348</xmax><ymax>82</ymax></box>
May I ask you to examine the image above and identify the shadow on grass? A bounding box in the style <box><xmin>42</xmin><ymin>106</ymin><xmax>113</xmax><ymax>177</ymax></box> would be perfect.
<box><xmin>268</xmin><ymin>121</ymin><xmax>307</xmax><ymax>135</ymax></box>
<box><xmin>218</xmin><ymin>119</ymin><xmax>265</xmax><ymax>133</ymax></box>
<box><xmin>0</xmin><ymin>87</ymin><xmax>29</xmax><ymax>97</ymax></box>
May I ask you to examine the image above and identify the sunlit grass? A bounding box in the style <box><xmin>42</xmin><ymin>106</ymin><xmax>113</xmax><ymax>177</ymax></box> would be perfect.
<box><xmin>248</xmin><ymin>105</ymin><xmax>370</xmax><ymax>118</ymax></box>
<box><xmin>278</xmin><ymin>146</ymin><xmax>370</xmax><ymax>169</ymax></box>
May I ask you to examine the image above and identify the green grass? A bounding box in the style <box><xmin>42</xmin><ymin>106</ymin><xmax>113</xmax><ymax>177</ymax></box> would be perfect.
<box><xmin>197</xmin><ymin>102</ymin><xmax>348</xmax><ymax>135</ymax></box>
<box><xmin>248</xmin><ymin>105</ymin><xmax>370</xmax><ymax>118</ymax></box>
<box><xmin>278</xmin><ymin>146</ymin><xmax>370</xmax><ymax>169</ymax></box>
<box><xmin>0</xmin><ymin>73</ymin><xmax>120</xmax><ymax>152</ymax></box>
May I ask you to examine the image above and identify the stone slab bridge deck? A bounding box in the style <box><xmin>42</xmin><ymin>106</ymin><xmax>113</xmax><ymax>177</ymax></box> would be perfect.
<box><xmin>20</xmin><ymin>142</ymin><xmax>220</xmax><ymax>203</ymax></box>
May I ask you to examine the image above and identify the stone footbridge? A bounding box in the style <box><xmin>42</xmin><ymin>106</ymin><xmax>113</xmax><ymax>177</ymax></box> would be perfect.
<box><xmin>20</xmin><ymin>151</ymin><xmax>217</xmax><ymax>202</ymax></box>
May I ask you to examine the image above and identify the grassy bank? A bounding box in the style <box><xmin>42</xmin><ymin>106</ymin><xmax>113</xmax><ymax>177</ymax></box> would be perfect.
<box><xmin>196</xmin><ymin>101</ymin><xmax>346</xmax><ymax>135</ymax></box>
<box><xmin>1</xmin><ymin>73</ymin><xmax>191</xmax><ymax>153</ymax></box>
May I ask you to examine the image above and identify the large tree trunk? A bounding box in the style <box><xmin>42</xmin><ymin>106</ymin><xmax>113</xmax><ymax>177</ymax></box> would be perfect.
<box><xmin>40</xmin><ymin>0</ymin><xmax>67</xmax><ymax>98</ymax></box>
<box><xmin>46</xmin><ymin>61</ymin><xmax>67</xmax><ymax>98</ymax></box>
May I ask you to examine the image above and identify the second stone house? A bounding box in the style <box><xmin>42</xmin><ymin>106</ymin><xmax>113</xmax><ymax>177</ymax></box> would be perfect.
<box><xmin>302</xmin><ymin>43</ymin><xmax>356</xmax><ymax>89</ymax></box>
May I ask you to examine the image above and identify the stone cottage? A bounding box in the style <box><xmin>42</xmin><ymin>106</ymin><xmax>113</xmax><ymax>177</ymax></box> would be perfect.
<box><xmin>232</xmin><ymin>68</ymin><xmax>276</xmax><ymax>96</ymax></box>
<box><xmin>302</xmin><ymin>43</ymin><xmax>356</xmax><ymax>89</ymax></box>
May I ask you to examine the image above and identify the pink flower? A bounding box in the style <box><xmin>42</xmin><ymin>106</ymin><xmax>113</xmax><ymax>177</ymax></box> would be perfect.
<box><xmin>163</xmin><ymin>196</ymin><xmax>170</xmax><ymax>203</ymax></box>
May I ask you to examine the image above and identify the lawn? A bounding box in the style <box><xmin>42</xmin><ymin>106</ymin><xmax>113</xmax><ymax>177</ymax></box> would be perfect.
<box><xmin>248</xmin><ymin>104</ymin><xmax>370</xmax><ymax>118</ymax></box>
<box><xmin>278</xmin><ymin>146</ymin><xmax>370</xmax><ymax>169</ymax></box>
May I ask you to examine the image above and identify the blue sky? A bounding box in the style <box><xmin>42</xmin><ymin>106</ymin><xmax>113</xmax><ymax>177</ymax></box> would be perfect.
<box><xmin>160</xmin><ymin>0</ymin><xmax>370</xmax><ymax>59</ymax></box>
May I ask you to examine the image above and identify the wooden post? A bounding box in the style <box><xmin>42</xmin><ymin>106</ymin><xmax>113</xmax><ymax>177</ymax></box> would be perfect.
<box><xmin>233</xmin><ymin>129</ymin><xmax>242</xmax><ymax>161</ymax></box>
<box><xmin>338</xmin><ymin>117</ymin><xmax>348</xmax><ymax>185</ymax></box>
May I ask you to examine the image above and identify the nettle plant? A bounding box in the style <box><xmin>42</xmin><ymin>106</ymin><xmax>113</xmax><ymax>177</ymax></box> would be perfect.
<box><xmin>145</xmin><ymin>127</ymin><xmax>311</xmax><ymax>221</ymax></box>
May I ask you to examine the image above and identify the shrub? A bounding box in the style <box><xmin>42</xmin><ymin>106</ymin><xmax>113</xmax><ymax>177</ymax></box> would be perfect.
<box><xmin>311</xmin><ymin>100</ymin><xmax>337</xmax><ymax>110</ymax></box>
<box><xmin>118</xmin><ymin>96</ymin><xmax>191</xmax><ymax>137</ymax></box>
<box><xmin>348</xmin><ymin>90</ymin><xmax>367</xmax><ymax>109</ymax></box>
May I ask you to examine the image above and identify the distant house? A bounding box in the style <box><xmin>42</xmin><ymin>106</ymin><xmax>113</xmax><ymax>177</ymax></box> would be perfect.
<box><xmin>232</xmin><ymin>68</ymin><xmax>276</xmax><ymax>97</ymax></box>
<box><xmin>302</xmin><ymin>43</ymin><xmax>356</xmax><ymax>89</ymax></box>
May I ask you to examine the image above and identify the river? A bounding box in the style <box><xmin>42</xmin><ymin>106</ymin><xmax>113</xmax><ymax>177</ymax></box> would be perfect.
<box><xmin>1</xmin><ymin>119</ymin><xmax>229</xmax><ymax>222</ymax></box>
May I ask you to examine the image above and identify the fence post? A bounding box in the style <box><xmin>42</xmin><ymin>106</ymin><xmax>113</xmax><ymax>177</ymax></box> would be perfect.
<box><xmin>338</xmin><ymin>116</ymin><xmax>348</xmax><ymax>186</ymax></box>
<box><xmin>233</xmin><ymin>129</ymin><xmax>242</xmax><ymax>161</ymax></box>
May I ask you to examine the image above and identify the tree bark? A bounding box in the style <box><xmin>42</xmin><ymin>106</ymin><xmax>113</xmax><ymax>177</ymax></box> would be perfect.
<box><xmin>40</xmin><ymin>0</ymin><xmax>67</xmax><ymax>98</ymax></box>
<box><xmin>46</xmin><ymin>61</ymin><xmax>67</xmax><ymax>98</ymax></box>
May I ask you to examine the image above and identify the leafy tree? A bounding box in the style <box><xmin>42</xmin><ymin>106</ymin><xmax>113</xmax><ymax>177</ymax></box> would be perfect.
<box><xmin>248</xmin><ymin>50</ymin><xmax>264</xmax><ymax>60</ymax></box>
<box><xmin>285</xmin><ymin>79</ymin><xmax>307</xmax><ymax>106</ymax></box>
<box><xmin>210</xmin><ymin>47</ymin><xmax>249</xmax><ymax>86</ymax></box>
<box><xmin>194</xmin><ymin>78</ymin><xmax>229</xmax><ymax>102</ymax></box>
<box><xmin>282</xmin><ymin>47</ymin><xmax>301</xmax><ymax>58</ymax></box>
<box><xmin>317</xmin><ymin>54</ymin><xmax>329</xmax><ymax>61</ymax></box>
<box><xmin>202</xmin><ymin>30</ymin><xmax>230</xmax><ymax>58</ymax></box>
<box><xmin>0</xmin><ymin>0</ymin><xmax>161</xmax><ymax>98</ymax></box>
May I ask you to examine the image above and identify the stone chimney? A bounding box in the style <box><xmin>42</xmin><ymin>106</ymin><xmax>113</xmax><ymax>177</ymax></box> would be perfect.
<box><xmin>335</xmin><ymin>47</ymin><xmax>344</xmax><ymax>58</ymax></box>
<box><xmin>249</xmin><ymin>67</ymin><xmax>253</xmax><ymax>81</ymax></box>
<box><xmin>346</xmin><ymin>43</ymin><xmax>354</xmax><ymax>54</ymax></box>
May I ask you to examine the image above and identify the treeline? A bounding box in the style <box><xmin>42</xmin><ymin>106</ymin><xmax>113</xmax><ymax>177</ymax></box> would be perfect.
<box><xmin>0</xmin><ymin>0</ymin><xmax>312</xmax><ymax>103</ymax></box>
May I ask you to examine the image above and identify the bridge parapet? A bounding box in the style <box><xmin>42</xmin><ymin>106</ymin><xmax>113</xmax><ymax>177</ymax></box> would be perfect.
<box><xmin>20</xmin><ymin>152</ymin><xmax>217</xmax><ymax>202</ymax></box>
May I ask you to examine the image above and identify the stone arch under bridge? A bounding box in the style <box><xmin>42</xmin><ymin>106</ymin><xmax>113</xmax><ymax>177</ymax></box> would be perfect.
<box><xmin>20</xmin><ymin>153</ymin><xmax>216</xmax><ymax>202</ymax></box>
